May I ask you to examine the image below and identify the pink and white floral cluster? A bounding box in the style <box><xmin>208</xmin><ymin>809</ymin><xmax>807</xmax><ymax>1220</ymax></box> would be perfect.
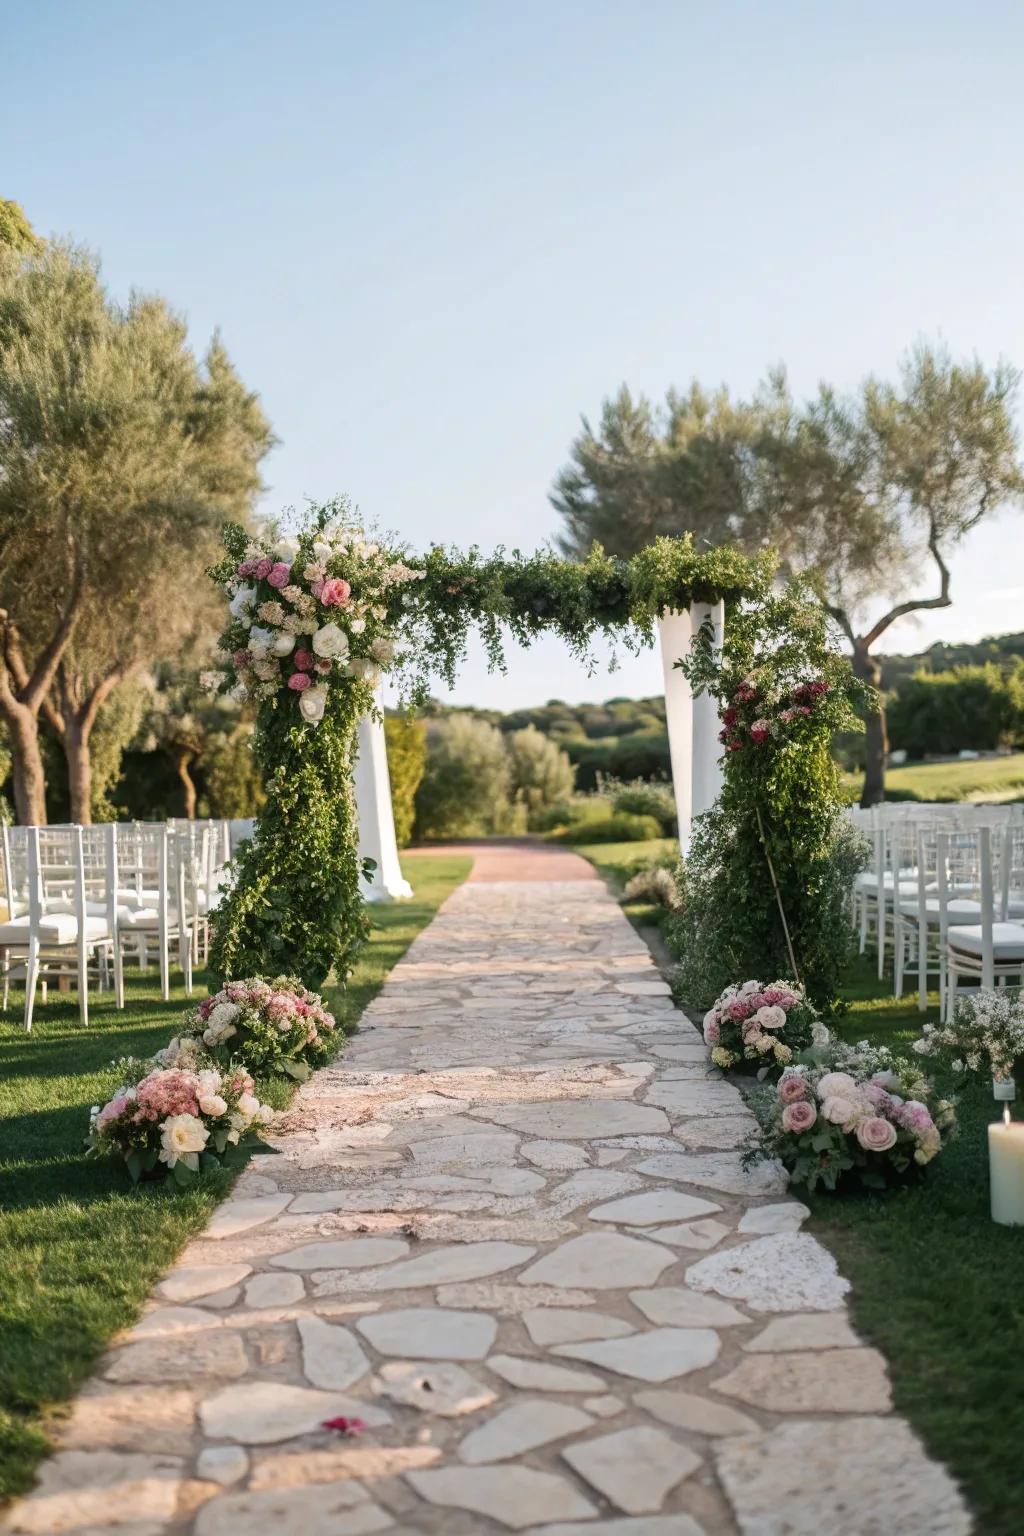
<box><xmin>702</xmin><ymin>978</ymin><xmax>824</xmax><ymax>1073</ymax></box>
<box><xmin>182</xmin><ymin>975</ymin><xmax>337</xmax><ymax>1080</ymax></box>
<box><xmin>206</xmin><ymin>515</ymin><xmax>425</xmax><ymax>725</ymax></box>
<box><xmin>87</xmin><ymin>1063</ymin><xmax>272</xmax><ymax>1184</ymax></box>
<box><xmin>719</xmin><ymin>675</ymin><xmax>831</xmax><ymax>754</ymax></box>
<box><xmin>753</xmin><ymin>1049</ymin><xmax>956</xmax><ymax>1191</ymax></box>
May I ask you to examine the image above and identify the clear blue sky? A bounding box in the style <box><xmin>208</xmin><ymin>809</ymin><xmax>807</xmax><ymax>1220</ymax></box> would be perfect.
<box><xmin>7</xmin><ymin>0</ymin><xmax>1024</xmax><ymax>707</ymax></box>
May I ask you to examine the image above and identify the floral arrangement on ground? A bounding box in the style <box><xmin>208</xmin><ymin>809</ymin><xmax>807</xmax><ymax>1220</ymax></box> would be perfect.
<box><xmin>182</xmin><ymin>975</ymin><xmax>338</xmax><ymax>1080</ymax></box>
<box><xmin>912</xmin><ymin>988</ymin><xmax>1024</xmax><ymax>1085</ymax></box>
<box><xmin>87</xmin><ymin>1060</ymin><xmax>273</xmax><ymax>1185</ymax></box>
<box><xmin>749</xmin><ymin>1039</ymin><xmax>957</xmax><ymax>1191</ymax></box>
<box><xmin>702</xmin><ymin>977</ymin><xmax>826</xmax><ymax>1074</ymax></box>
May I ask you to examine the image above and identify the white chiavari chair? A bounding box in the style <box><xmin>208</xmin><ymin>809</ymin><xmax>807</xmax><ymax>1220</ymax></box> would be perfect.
<box><xmin>943</xmin><ymin>825</ymin><xmax>1024</xmax><ymax>1020</ymax></box>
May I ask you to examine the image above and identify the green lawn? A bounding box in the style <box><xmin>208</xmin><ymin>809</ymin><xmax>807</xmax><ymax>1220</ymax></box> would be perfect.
<box><xmin>845</xmin><ymin>751</ymin><xmax>1024</xmax><ymax>803</ymax></box>
<box><xmin>0</xmin><ymin>852</ymin><xmax>469</xmax><ymax>1505</ymax></box>
<box><xmin>807</xmin><ymin>957</ymin><xmax>1024</xmax><ymax>1535</ymax></box>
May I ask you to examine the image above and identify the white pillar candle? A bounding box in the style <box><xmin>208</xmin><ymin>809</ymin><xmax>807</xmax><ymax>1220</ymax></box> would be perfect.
<box><xmin>988</xmin><ymin>1109</ymin><xmax>1024</xmax><ymax>1225</ymax></box>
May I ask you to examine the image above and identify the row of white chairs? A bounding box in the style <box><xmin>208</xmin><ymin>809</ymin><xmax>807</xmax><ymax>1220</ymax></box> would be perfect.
<box><xmin>848</xmin><ymin>805</ymin><xmax>1024</xmax><ymax>1018</ymax></box>
<box><xmin>0</xmin><ymin>819</ymin><xmax>234</xmax><ymax>1032</ymax></box>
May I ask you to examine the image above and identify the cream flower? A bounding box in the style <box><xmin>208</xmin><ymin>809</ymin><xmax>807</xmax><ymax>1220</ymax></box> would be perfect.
<box><xmin>312</xmin><ymin>622</ymin><xmax>350</xmax><ymax>660</ymax></box>
<box><xmin>199</xmin><ymin>1093</ymin><xmax>228</xmax><ymax>1118</ymax></box>
<box><xmin>299</xmin><ymin>685</ymin><xmax>328</xmax><ymax>724</ymax></box>
<box><xmin>158</xmin><ymin>1113</ymin><xmax>209</xmax><ymax>1170</ymax></box>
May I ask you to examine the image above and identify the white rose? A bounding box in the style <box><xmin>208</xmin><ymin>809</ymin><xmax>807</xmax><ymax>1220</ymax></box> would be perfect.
<box><xmin>236</xmin><ymin>1093</ymin><xmax>260</xmax><ymax>1120</ymax></box>
<box><xmin>199</xmin><ymin>1093</ymin><xmax>228</xmax><ymax>1118</ymax></box>
<box><xmin>256</xmin><ymin>1104</ymin><xmax>275</xmax><ymax>1125</ymax></box>
<box><xmin>271</xmin><ymin>631</ymin><xmax>295</xmax><ymax>657</ymax></box>
<box><xmin>312</xmin><ymin>622</ymin><xmax>350</xmax><ymax>660</ymax></box>
<box><xmin>370</xmin><ymin>636</ymin><xmax>395</xmax><ymax>664</ymax></box>
<box><xmin>207</xmin><ymin>1002</ymin><xmax>240</xmax><ymax>1029</ymax></box>
<box><xmin>158</xmin><ymin>1113</ymin><xmax>209</xmax><ymax>1170</ymax></box>
<box><xmin>229</xmin><ymin>585</ymin><xmax>257</xmax><ymax>620</ymax></box>
<box><xmin>821</xmin><ymin>1095</ymin><xmax>862</xmax><ymax>1131</ymax></box>
<box><xmin>299</xmin><ymin>685</ymin><xmax>328</xmax><ymax>724</ymax></box>
<box><xmin>312</xmin><ymin>540</ymin><xmax>331</xmax><ymax>562</ymax></box>
<box><xmin>196</xmin><ymin>1069</ymin><xmax>223</xmax><ymax>1097</ymax></box>
<box><xmin>347</xmin><ymin>658</ymin><xmax>381</xmax><ymax>687</ymax></box>
<box><xmin>350</xmin><ymin>618</ymin><xmax>366</xmax><ymax>634</ymax></box>
<box><xmin>755</xmin><ymin>1005</ymin><xmax>787</xmax><ymax>1030</ymax></box>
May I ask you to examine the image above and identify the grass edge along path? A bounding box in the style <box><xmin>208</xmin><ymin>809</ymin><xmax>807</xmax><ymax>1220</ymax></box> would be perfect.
<box><xmin>573</xmin><ymin>835</ymin><xmax>1024</xmax><ymax>1534</ymax></box>
<box><xmin>0</xmin><ymin>851</ymin><xmax>471</xmax><ymax>1505</ymax></box>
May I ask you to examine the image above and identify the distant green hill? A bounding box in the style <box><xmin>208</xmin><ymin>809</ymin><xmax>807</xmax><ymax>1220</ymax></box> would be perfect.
<box><xmin>879</xmin><ymin>632</ymin><xmax>1024</xmax><ymax>690</ymax></box>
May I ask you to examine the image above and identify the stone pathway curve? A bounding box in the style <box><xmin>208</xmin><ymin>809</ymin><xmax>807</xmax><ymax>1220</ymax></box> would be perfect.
<box><xmin>4</xmin><ymin>846</ymin><xmax>972</xmax><ymax>1535</ymax></box>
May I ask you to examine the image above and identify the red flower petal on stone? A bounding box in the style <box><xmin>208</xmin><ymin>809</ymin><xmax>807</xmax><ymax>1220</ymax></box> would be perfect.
<box><xmin>321</xmin><ymin>1416</ymin><xmax>366</xmax><ymax>1436</ymax></box>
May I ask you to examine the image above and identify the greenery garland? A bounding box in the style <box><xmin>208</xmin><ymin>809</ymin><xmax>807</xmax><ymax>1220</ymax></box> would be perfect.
<box><xmin>206</xmin><ymin>503</ymin><xmax>765</xmax><ymax>988</ymax></box>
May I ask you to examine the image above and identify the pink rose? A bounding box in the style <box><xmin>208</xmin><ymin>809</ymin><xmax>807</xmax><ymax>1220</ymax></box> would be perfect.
<box><xmin>236</xmin><ymin>559</ymin><xmax>257</xmax><ymax>577</ymax></box>
<box><xmin>267</xmin><ymin>562</ymin><xmax>291</xmax><ymax>588</ymax></box>
<box><xmin>293</xmin><ymin>648</ymin><xmax>314</xmax><ymax>670</ymax></box>
<box><xmin>900</xmin><ymin>1101</ymin><xmax>935</xmax><ymax>1133</ymax></box>
<box><xmin>755</xmin><ymin>1004</ymin><xmax>787</xmax><ymax>1031</ymax></box>
<box><xmin>727</xmin><ymin>999</ymin><xmax>752</xmax><ymax>1022</ymax></box>
<box><xmin>855</xmin><ymin>1116</ymin><xmax>898</xmax><ymax>1152</ymax></box>
<box><xmin>821</xmin><ymin>1095</ymin><xmax>861</xmax><ymax>1130</ymax></box>
<box><xmin>254</xmin><ymin>558</ymin><xmax>273</xmax><ymax>580</ymax></box>
<box><xmin>319</xmin><ymin>577</ymin><xmax>351</xmax><ymax>607</ymax></box>
<box><xmin>778</xmin><ymin>1074</ymin><xmax>808</xmax><ymax>1104</ymax></box>
<box><xmin>232</xmin><ymin>649</ymin><xmax>251</xmax><ymax>668</ymax></box>
<box><xmin>288</xmin><ymin>672</ymin><xmax>312</xmax><ymax>691</ymax></box>
<box><xmin>781</xmin><ymin>1101</ymin><xmax>817</xmax><ymax>1133</ymax></box>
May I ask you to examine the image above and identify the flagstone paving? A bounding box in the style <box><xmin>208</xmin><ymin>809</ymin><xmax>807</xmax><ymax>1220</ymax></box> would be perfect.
<box><xmin>2</xmin><ymin>848</ymin><xmax>973</xmax><ymax>1535</ymax></box>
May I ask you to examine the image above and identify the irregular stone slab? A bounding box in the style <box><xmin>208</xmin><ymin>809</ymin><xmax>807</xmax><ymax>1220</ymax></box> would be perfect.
<box><xmin>478</xmin><ymin>1101</ymin><xmax>669</xmax><ymax>1139</ymax></box>
<box><xmin>686</xmin><ymin>1233</ymin><xmax>850</xmax><ymax>1313</ymax></box>
<box><xmin>519</xmin><ymin>1233</ymin><xmax>674</xmax><ymax>1289</ymax></box>
<box><xmin>318</xmin><ymin>1242</ymin><xmax>535</xmax><ymax>1294</ymax></box>
<box><xmin>410</xmin><ymin>1131</ymin><xmax>520</xmax><ymax>1168</ymax></box>
<box><xmin>555</xmin><ymin>1327</ymin><xmax>720</xmax><ymax>1382</ymax></box>
<box><xmin>587</xmin><ymin>1189</ymin><xmax>721</xmax><ymax>1226</ymax></box>
<box><xmin>194</xmin><ymin>1482</ymin><xmax>392</xmax><ymax>1535</ymax></box>
<box><xmin>157</xmin><ymin>1263</ymin><xmax>252</xmax><ymax>1302</ymax></box>
<box><xmin>636</xmin><ymin>1388</ymin><xmax>759</xmax><ymax>1437</ymax></box>
<box><xmin>57</xmin><ymin>1382</ymin><xmax>196</xmax><ymax>1455</ymax></box>
<box><xmin>270</xmin><ymin>1237</ymin><xmax>409</xmax><ymax>1271</ymax></box>
<box><xmin>562</xmin><ymin>1426</ymin><xmax>700</xmax><ymax>1514</ymax></box>
<box><xmin>548</xmin><ymin>1168</ymin><xmax>644</xmax><ymax>1215</ymax></box>
<box><xmin>584</xmin><ymin>1393</ymin><xmax>626</xmax><ymax>1417</ymax></box>
<box><xmin>407</xmin><ymin>1466</ymin><xmax>596</xmax><ymax>1530</ymax></box>
<box><xmin>641</xmin><ymin>1219</ymin><xmax>732</xmax><ymax>1251</ymax></box>
<box><xmin>674</xmin><ymin>1116</ymin><xmax>759</xmax><ymax>1151</ymax></box>
<box><xmin>644</xmin><ymin>1079</ymin><xmax>746</xmax><ymax>1116</ymax></box>
<box><xmin>459</xmin><ymin>1399</ymin><xmax>594</xmax><ymax>1463</ymax></box>
<box><xmin>196</xmin><ymin>1445</ymin><xmax>249</xmax><ymax>1486</ymax></box>
<box><xmin>486</xmin><ymin>1354</ymin><xmax>605</xmax><ymax>1392</ymax></box>
<box><xmin>205</xmin><ymin>1194</ymin><xmax>291</xmax><ymax>1238</ymax></box>
<box><xmin>128</xmin><ymin>1305</ymin><xmax>218</xmax><ymax>1338</ymax></box>
<box><xmin>248</xmin><ymin>1442</ymin><xmax>439</xmax><ymax>1489</ymax></box>
<box><xmin>374</xmin><ymin>1360</ymin><xmax>496</xmax><ymax>1416</ymax></box>
<box><xmin>715</xmin><ymin>1347</ymin><xmax>892</xmax><ymax>1412</ymax></box>
<box><xmin>244</xmin><ymin>1272</ymin><xmax>305</xmax><ymax>1309</ymax></box>
<box><xmin>716</xmin><ymin>1417</ymin><xmax>972</xmax><ymax>1535</ymax></box>
<box><xmin>297</xmin><ymin>1316</ymin><xmax>370</xmax><ymax>1388</ymax></box>
<box><xmin>357</xmin><ymin>1307</ymin><xmax>496</xmax><ymax>1359</ymax></box>
<box><xmin>105</xmin><ymin>1330</ymin><xmax>247</xmax><ymax>1383</ymax></box>
<box><xmin>629</xmin><ymin>1287</ymin><xmax>748</xmax><ymax>1328</ymax></box>
<box><xmin>521</xmin><ymin>1139</ymin><xmax>588</xmax><ymax>1170</ymax></box>
<box><xmin>745</xmin><ymin>1311</ymin><xmax>861</xmax><ymax>1352</ymax></box>
<box><xmin>636</xmin><ymin>1152</ymin><xmax>787</xmax><ymax>1197</ymax></box>
<box><xmin>535</xmin><ymin>1520</ymin><xmax>705</xmax><ymax>1536</ymax></box>
<box><xmin>199</xmin><ymin>1382</ymin><xmax>390</xmax><ymax>1444</ymax></box>
<box><xmin>737</xmin><ymin>1201</ymin><xmax>810</xmax><ymax>1235</ymax></box>
<box><xmin>523</xmin><ymin>1308</ymin><xmax>635</xmax><ymax>1346</ymax></box>
<box><xmin>1</xmin><ymin>1449</ymin><xmax>184</xmax><ymax>1532</ymax></box>
<box><xmin>436</xmin><ymin>1282</ymin><xmax>596</xmax><ymax>1313</ymax></box>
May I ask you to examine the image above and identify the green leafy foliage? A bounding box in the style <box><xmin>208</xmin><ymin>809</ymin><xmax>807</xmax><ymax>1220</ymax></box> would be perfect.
<box><xmin>383</xmin><ymin>715</ymin><xmax>427</xmax><ymax>847</ymax></box>
<box><xmin>551</xmin><ymin>810</ymin><xmax>662</xmax><ymax>844</ymax></box>
<box><xmin>667</xmin><ymin>581</ymin><xmax>870</xmax><ymax>1009</ymax></box>
<box><xmin>887</xmin><ymin>662</ymin><xmax>1024</xmax><ymax>757</ymax></box>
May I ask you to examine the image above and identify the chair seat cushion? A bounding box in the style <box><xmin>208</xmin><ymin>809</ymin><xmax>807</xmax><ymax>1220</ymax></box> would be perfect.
<box><xmin>899</xmin><ymin>898</ymin><xmax>982</xmax><ymax>920</ymax></box>
<box><xmin>855</xmin><ymin>870</ymin><xmax>919</xmax><ymax>892</ymax></box>
<box><xmin>948</xmin><ymin>922</ymin><xmax>1024</xmax><ymax>961</ymax></box>
<box><xmin>118</xmin><ymin>907</ymin><xmax>179</xmax><ymax>930</ymax></box>
<box><xmin>0</xmin><ymin>913</ymin><xmax>109</xmax><ymax>946</ymax></box>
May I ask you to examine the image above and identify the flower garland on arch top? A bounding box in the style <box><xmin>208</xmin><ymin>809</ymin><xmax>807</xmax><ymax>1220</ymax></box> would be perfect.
<box><xmin>206</xmin><ymin>516</ymin><xmax>425</xmax><ymax>725</ymax></box>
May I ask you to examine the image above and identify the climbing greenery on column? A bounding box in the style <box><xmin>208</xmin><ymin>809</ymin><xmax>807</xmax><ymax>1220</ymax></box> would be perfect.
<box><xmin>667</xmin><ymin>580</ymin><xmax>871</xmax><ymax>1010</ymax></box>
<box><xmin>205</xmin><ymin>501</ymin><xmax>764</xmax><ymax>988</ymax></box>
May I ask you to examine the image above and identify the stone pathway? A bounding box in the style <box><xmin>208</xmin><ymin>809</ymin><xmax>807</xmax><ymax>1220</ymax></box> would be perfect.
<box><xmin>4</xmin><ymin>847</ymin><xmax>972</xmax><ymax>1535</ymax></box>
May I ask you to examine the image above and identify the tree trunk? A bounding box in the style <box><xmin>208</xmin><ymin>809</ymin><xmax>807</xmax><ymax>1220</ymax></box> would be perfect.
<box><xmin>5</xmin><ymin>702</ymin><xmax>47</xmax><ymax>824</ymax></box>
<box><xmin>64</xmin><ymin>718</ymin><xmax>92</xmax><ymax>825</ymax></box>
<box><xmin>173</xmin><ymin>748</ymin><xmax>198</xmax><ymax>819</ymax></box>
<box><xmin>853</xmin><ymin>644</ymin><xmax>887</xmax><ymax>808</ymax></box>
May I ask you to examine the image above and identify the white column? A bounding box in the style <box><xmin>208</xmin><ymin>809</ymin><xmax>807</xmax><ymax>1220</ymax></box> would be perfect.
<box><xmin>355</xmin><ymin>711</ymin><xmax>413</xmax><ymax>902</ymax></box>
<box><xmin>658</xmin><ymin>609</ymin><xmax>694</xmax><ymax>854</ymax></box>
<box><xmin>690</xmin><ymin>598</ymin><xmax>725</xmax><ymax>821</ymax></box>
